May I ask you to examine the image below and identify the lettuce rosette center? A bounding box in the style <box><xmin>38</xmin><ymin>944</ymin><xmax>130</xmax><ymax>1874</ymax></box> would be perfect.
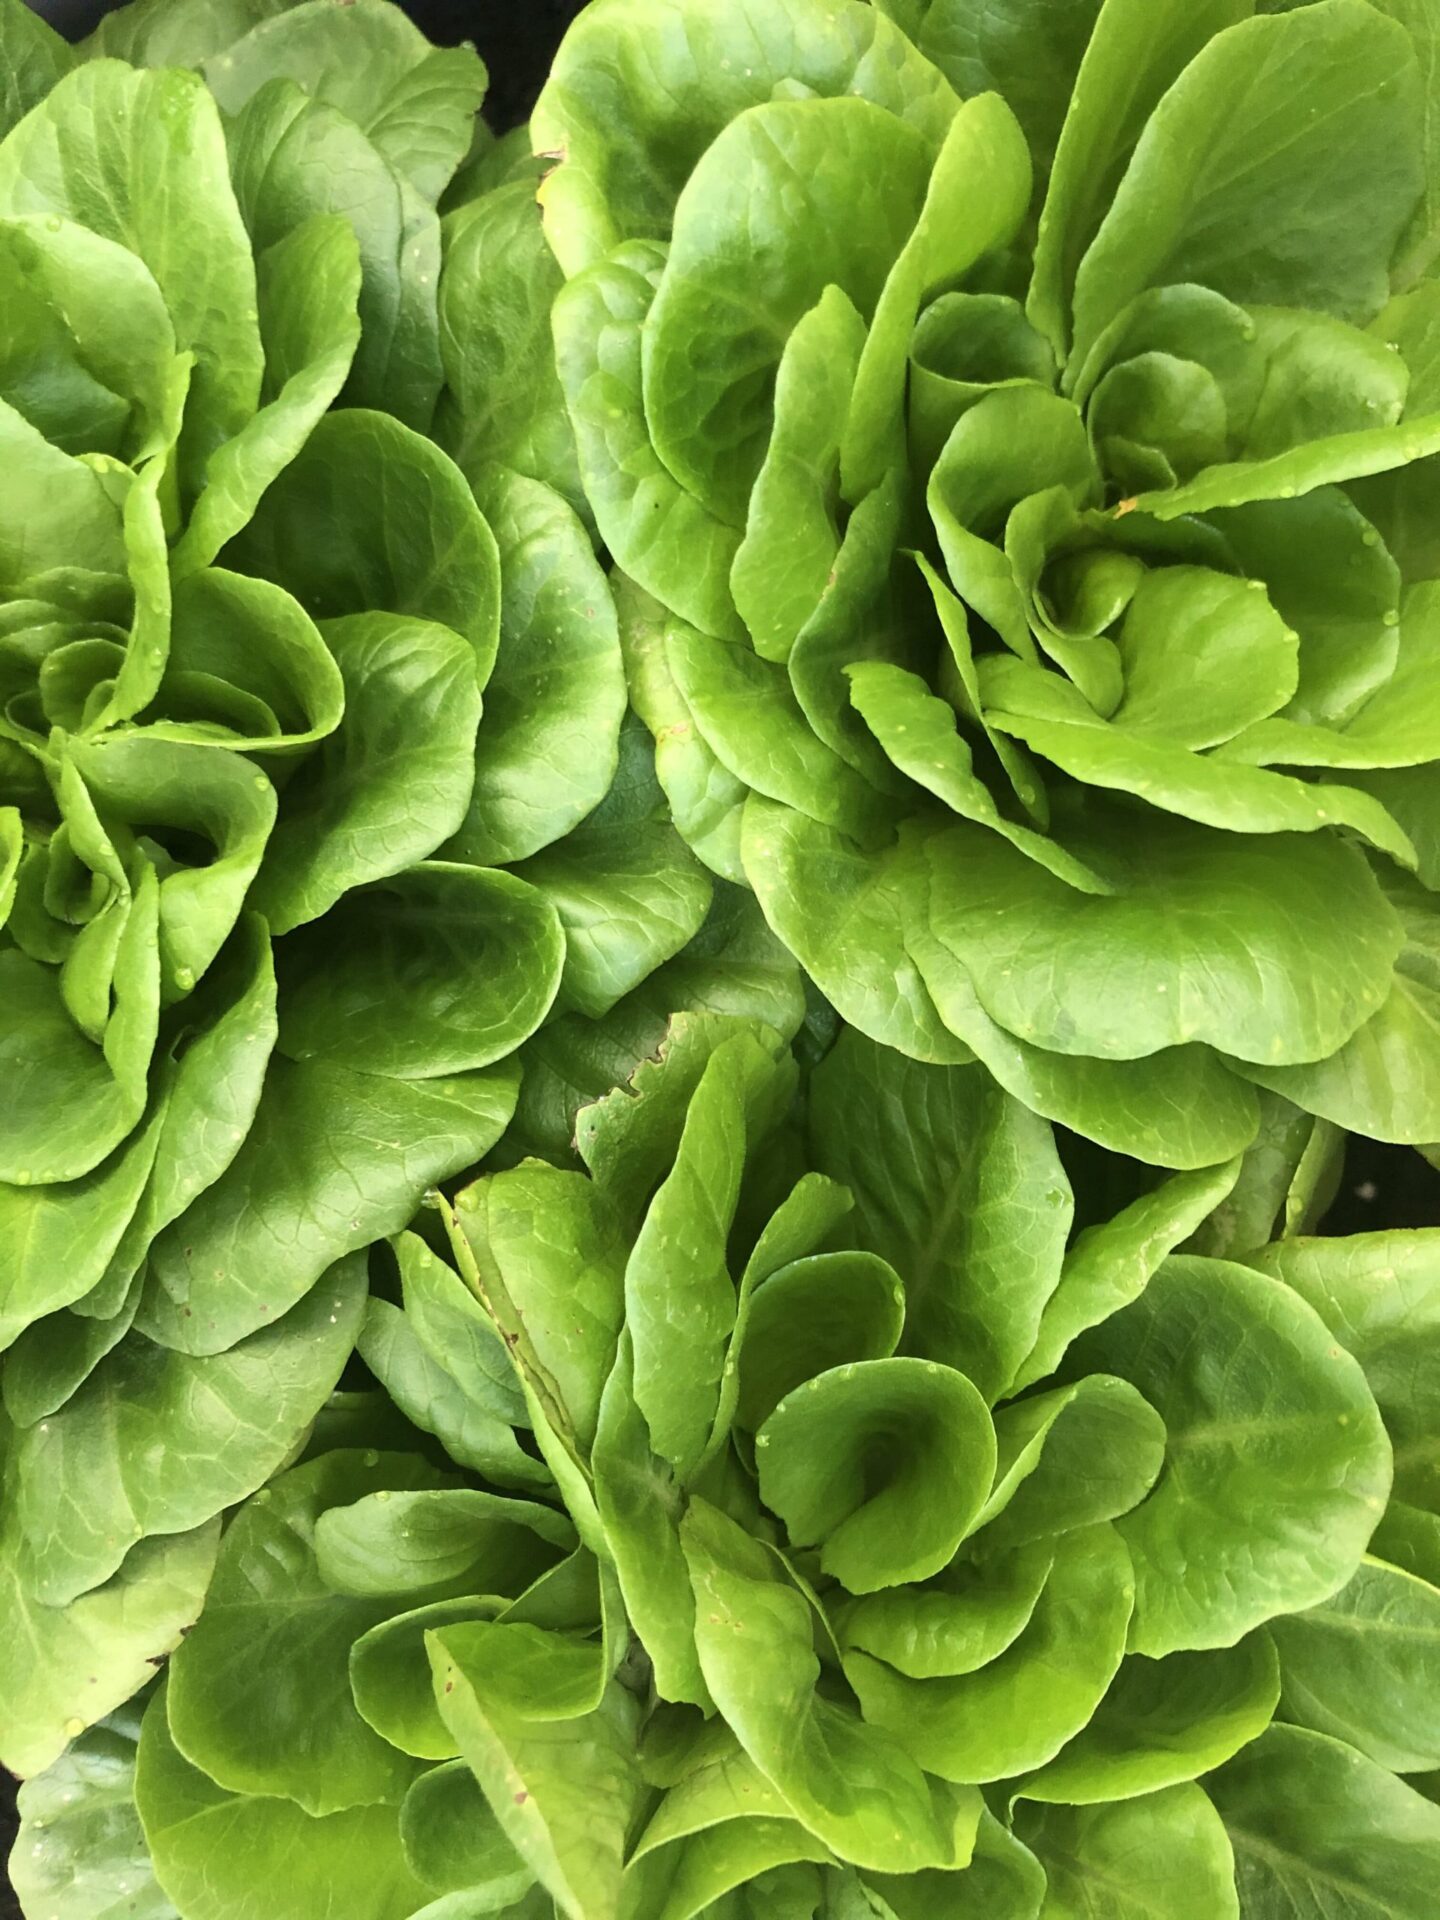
<box><xmin>539</xmin><ymin>0</ymin><xmax>1440</xmax><ymax>1170</ymax></box>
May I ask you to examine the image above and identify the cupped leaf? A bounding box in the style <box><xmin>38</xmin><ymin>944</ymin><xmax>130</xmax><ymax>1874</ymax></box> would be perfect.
<box><xmin>848</xmin><ymin>1523</ymin><xmax>1134</xmax><ymax>1784</ymax></box>
<box><xmin>809</xmin><ymin>1028</ymin><xmax>1071</xmax><ymax>1401</ymax></box>
<box><xmin>399</xmin><ymin>1759</ymin><xmax>534</xmax><ymax>1906</ymax></box>
<box><xmin>225</xmin><ymin>77</ymin><xmax>442</xmax><ymax>430</ymax></box>
<box><xmin>314</xmin><ymin>1488</ymin><xmax>572</xmax><ymax>1604</ymax></box>
<box><xmin>924</xmin><ymin>807</ymin><xmax>1402</xmax><ymax>1067</ymax></box>
<box><xmin>277</xmin><ymin>864</ymin><xmax>563</xmax><ymax>1079</ymax></box>
<box><xmin>0</xmin><ymin>0</ymin><xmax>73</xmax><ymax>143</ymax></box>
<box><xmin>223</xmin><ymin>409</ymin><xmax>500</xmax><ymax>680</ymax></box>
<box><xmin>447</xmin><ymin>469</ymin><xmax>624</xmax><ymax>867</ymax></box>
<box><xmin>352</xmin><ymin>1599</ymin><xmax>506</xmax><ymax>1762</ymax></box>
<box><xmin>733</xmin><ymin>1253</ymin><xmax>906</xmax><ymax>1437</ymax></box>
<box><xmin>681</xmin><ymin>1497</ymin><xmax>982</xmax><ymax>1873</ymax></box>
<box><xmin>253</xmin><ymin>612</ymin><xmax>482</xmax><ymax>934</ymax></box>
<box><xmin>202</xmin><ymin>0</ymin><xmax>486</xmax><ymax>204</ymax></box>
<box><xmin>0</xmin><ymin>60</ymin><xmax>263</xmax><ymax>480</ymax></box>
<box><xmin>757</xmin><ymin>1358</ymin><xmax>996</xmax><ymax>1593</ymax></box>
<box><xmin>838</xmin><ymin>1541</ymin><xmax>1055</xmax><ymax>1682</ymax></box>
<box><xmin>434</xmin><ymin>182</ymin><xmax>584</xmax><ymax>518</ymax></box>
<box><xmin>0</xmin><ymin>1463</ymin><xmax>216</xmax><ymax>1780</ymax></box>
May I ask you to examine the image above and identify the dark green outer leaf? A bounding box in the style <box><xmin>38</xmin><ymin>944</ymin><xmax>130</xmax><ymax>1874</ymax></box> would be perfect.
<box><xmin>1207</xmin><ymin>1722</ymin><xmax>1440</xmax><ymax>1918</ymax></box>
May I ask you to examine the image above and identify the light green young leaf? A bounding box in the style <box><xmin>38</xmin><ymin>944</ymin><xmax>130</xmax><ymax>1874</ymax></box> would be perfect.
<box><xmin>430</xmin><ymin>1627</ymin><xmax>642</xmax><ymax>1920</ymax></box>
<box><xmin>1029</xmin><ymin>0</ymin><xmax>1250</xmax><ymax>356</ymax></box>
<box><xmin>145</xmin><ymin>566</ymin><xmax>345</xmax><ymax>752</ymax></box>
<box><xmin>352</xmin><ymin>1598</ymin><xmax>506</xmax><ymax>1763</ymax></box>
<box><xmin>253</xmin><ymin>614</ymin><xmax>482</xmax><ymax>935</ymax></box>
<box><xmin>843</xmin><ymin>91</ymin><xmax>1032</xmax><ymax>501</ymax></box>
<box><xmin>731</xmin><ymin>286</ymin><xmax>865</xmax><ymax>663</ymax></box>
<box><xmin>623</xmin><ymin>1035</ymin><xmax>759</xmax><ymax>1479</ymax></box>
<box><xmin>203</xmin><ymin>0</ymin><xmax>486</xmax><ymax>203</ymax></box>
<box><xmin>391</xmin><ymin>1232</ymin><xmax>527</xmax><ymax>1429</ymax></box>
<box><xmin>67</xmin><ymin>733</ymin><xmax>277</xmax><ymax>998</ymax></box>
<box><xmin>224</xmin><ymin>409</ymin><xmax>500</xmax><ymax>682</ymax></box>
<box><xmin>971</xmin><ymin>1375</ymin><xmax>1166</xmax><ymax>1553</ymax></box>
<box><xmin>0</xmin><ymin>1472</ymin><xmax>216</xmax><ymax>1780</ymax></box>
<box><xmin>742</xmin><ymin>801</ymin><xmax>973</xmax><ymax>1068</ymax></box>
<box><xmin>1208</xmin><ymin>1722</ymin><xmax>1440</xmax><ymax>1918</ymax></box>
<box><xmin>2</xmin><ymin>1274</ymin><xmax>144</xmax><ymax>1431</ymax></box>
<box><xmin>515</xmin><ymin>713</ymin><xmax>713</xmax><ymax>1020</ymax></box>
<box><xmin>681</xmin><ymin>1497</ymin><xmax>982</xmax><ymax>1873</ymax></box>
<box><xmin>0</xmin><ymin>1109</ymin><xmax>161</xmax><ymax>1351</ymax></box>
<box><xmin>1238</xmin><ymin>875</ymin><xmax>1440</xmax><ymax>1145</ymax></box>
<box><xmin>171</xmin><ymin>214</ymin><xmax>362</xmax><ymax>577</ymax></box>
<box><xmin>0</xmin><ymin>61</ymin><xmax>263</xmax><ymax>480</ymax></box>
<box><xmin>314</xmin><ymin>1488</ymin><xmax>571</xmax><ymax>1603</ymax></box>
<box><xmin>616</xmin><ymin>577</ymin><xmax>748</xmax><ymax>882</ymax></box>
<box><xmin>810</xmin><ymin>1029</ymin><xmax>1070</xmax><ymax>1402</ymax></box>
<box><xmin>82</xmin><ymin>0</ymin><xmax>288</xmax><ymax>65</ymax></box>
<box><xmin>1074</xmin><ymin>1256</ymin><xmax>1392</xmax><ymax>1656</ymax></box>
<box><xmin>838</xmin><ymin>1542</ymin><xmax>1054</xmax><ymax>1682</ymax></box>
<box><xmin>74</xmin><ymin>913</ymin><xmax>278</xmax><ymax>1324</ymax></box>
<box><xmin>592</xmin><ymin>1336</ymin><xmax>711</xmax><ymax>1711</ymax></box>
<box><xmin>0</xmin><ymin>865</ymin><xmax>159</xmax><ymax>1186</ymax></box>
<box><xmin>0</xmin><ymin>0</ymin><xmax>73</xmax><ymax>142</ymax></box>
<box><xmin>1015</xmin><ymin>1158</ymin><xmax>1242</xmax><ymax>1391</ymax></box>
<box><xmin>357</xmin><ymin>1300</ymin><xmax>550</xmax><ymax>1495</ymax></box>
<box><xmin>924</xmin><ymin>808</ymin><xmax>1402</xmax><ymax>1066</ymax></box>
<box><xmin>449</xmin><ymin>1160</ymin><xmax>627</xmax><ymax>1457</ymax></box>
<box><xmin>909</xmin><ymin>916</ymin><xmax>1262</xmax><ymax>1170</ymax></box>
<box><xmin>0</xmin><ymin>408</ymin><xmax>125</xmax><ymax>598</ymax></box>
<box><xmin>847</xmin><ymin>1524</ymin><xmax>1134</xmax><ymax>1783</ymax></box>
<box><xmin>434</xmin><ymin>182</ymin><xmax>585</xmax><ymax>520</ymax></box>
<box><xmin>399</xmin><ymin>1760</ymin><xmax>534</xmax><ymax>1907</ymax></box>
<box><xmin>643</xmin><ymin>97</ymin><xmax>931</xmax><ymax>525</ymax></box>
<box><xmin>552</xmin><ymin>241</ymin><xmax>745</xmax><ymax>643</ymax></box>
<box><xmin>732</xmin><ymin>1252</ymin><xmax>906</xmax><ymax>1437</ymax></box>
<box><xmin>668</xmin><ymin>626</ymin><xmax>896</xmax><ymax>851</ymax></box>
<box><xmin>866</xmin><ymin>1808</ymin><xmax>1047</xmax><ymax>1920</ymax></box>
<box><xmin>277</xmin><ymin>864</ymin><xmax>563</xmax><ymax>1079</ymax></box>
